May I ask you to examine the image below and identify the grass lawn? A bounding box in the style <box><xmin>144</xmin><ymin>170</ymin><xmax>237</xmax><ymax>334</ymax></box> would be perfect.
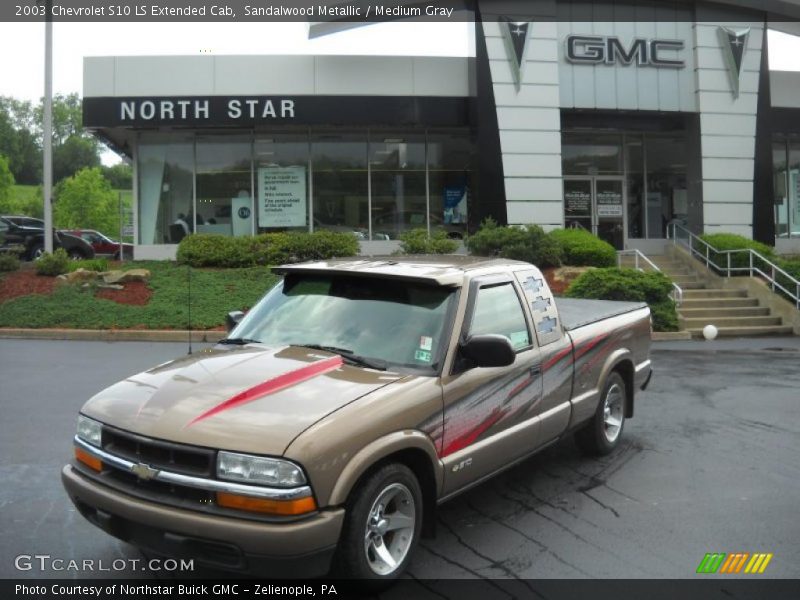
<box><xmin>0</xmin><ymin>261</ymin><xmax>279</xmax><ymax>330</ymax></box>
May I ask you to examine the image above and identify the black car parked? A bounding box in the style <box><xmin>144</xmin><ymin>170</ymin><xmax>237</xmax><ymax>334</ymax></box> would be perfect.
<box><xmin>0</xmin><ymin>216</ymin><xmax>95</xmax><ymax>261</ymax></box>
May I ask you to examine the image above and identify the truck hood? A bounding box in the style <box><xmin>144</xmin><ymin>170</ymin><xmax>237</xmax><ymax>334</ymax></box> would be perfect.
<box><xmin>81</xmin><ymin>345</ymin><xmax>405</xmax><ymax>455</ymax></box>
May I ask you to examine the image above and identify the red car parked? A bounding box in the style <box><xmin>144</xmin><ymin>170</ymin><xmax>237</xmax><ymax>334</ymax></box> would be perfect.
<box><xmin>64</xmin><ymin>229</ymin><xmax>133</xmax><ymax>259</ymax></box>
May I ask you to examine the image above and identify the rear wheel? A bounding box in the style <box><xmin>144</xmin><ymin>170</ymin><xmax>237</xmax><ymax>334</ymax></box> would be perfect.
<box><xmin>575</xmin><ymin>371</ymin><xmax>626</xmax><ymax>456</ymax></box>
<box><xmin>334</xmin><ymin>463</ymin><xmax>422</xmax><ymax>585</ymax></box>
<box><xmin>28</xmin><ymin>245</ymin><xmax>44</xmax><ymax>261</ymax></box>
<box><xmin>67</xmin><ymin>249</ymin><xmax>86</xmax><ymax>260</ymax></box>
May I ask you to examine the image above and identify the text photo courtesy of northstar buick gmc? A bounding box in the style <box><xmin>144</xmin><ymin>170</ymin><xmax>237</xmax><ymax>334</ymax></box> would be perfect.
<box><xmin>61</xmin><ymin>256</ymin><xmax>653</xmax><ymax>584</ymax></box>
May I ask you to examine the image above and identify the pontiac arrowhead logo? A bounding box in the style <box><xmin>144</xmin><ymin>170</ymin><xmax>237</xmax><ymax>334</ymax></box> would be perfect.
<box><xmin>718</xmin><ymin>27</ymin><xmax>750</xmax><ymax>98</ymax></box>
<box><xmin>131</xmin><ymin>462</ymin><xmax>160</xmax><ymax>481</ymax></box>
<box><xmin>500</xmin><ymin>18</ymin><xmax>531</xmax><ymax>90</ymax></box>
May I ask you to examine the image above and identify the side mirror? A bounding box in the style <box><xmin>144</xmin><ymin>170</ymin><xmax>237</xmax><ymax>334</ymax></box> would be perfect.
<box><xmin>225</xmin><ymin>310</ymin><xmax>244</xmax><ymax>333</ymax></box>
<box><xmin>459</xmin><ymin>334</ymin><xmax>516</xmax><ymax>368</ymax></box>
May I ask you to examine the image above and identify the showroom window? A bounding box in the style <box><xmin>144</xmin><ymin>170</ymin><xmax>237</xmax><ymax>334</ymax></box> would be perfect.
<box><xmin>311</xmin><ymin>134</ymin><xmax>369</xmax><ymax>239</ymax></box>
<box><xmin>254</xmin><ymin>135</ymin><xmax>310</xmax><ymax>232</ymax></box>
<box><xmin>195</xmin><ymin>136</ymin><xmax>253</xmax><ymax>237</ymax></box>
<box><xmin>774</xmin><ymin>137</ymin><xmax>800</xmax><ymax>239</ymax></box>
<box><xmin>137</xmin><ymin>135</ymin><xmax>194</xmax><ymax>245</ymax></box>
<box><xmin>428</xmin><ymin>131</ymin><xmax>471</xmax><ymax>240</ymax></box>
<box><xmin>369</xmin><ymin>133</ymin><xmax>427</xmax><ymax>240</ymax></box>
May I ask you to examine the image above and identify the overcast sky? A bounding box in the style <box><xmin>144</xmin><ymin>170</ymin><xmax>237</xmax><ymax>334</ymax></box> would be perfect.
<box><xmin>0</xmin><ymin>22</ymin><xmax>798</xmax><ymax>103</ymax></box>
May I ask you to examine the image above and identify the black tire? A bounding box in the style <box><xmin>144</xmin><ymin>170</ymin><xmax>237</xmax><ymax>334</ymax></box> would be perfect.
<box><xmin>575</xmin><ymin>372</ymin><xmax>626</xmax><ymax>456</ymax></box>
<box><xmin>28</xmin><ymin>244</ymin><xmax>44</xmax><ymax>261</ymax></box>
<box><xmin>333</xmin><ymin>463</ymin><xmax>423</xmax><ymax>586</ymax></box>
<box><xmin>67</xmin><ymin>249</ymin><xmax>86</xmax><ymax>260</ymax></box>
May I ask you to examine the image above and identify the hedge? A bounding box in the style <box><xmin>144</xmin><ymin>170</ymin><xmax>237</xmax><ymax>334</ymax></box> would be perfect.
<box><xmin>465</xmin><ymin>219</ymin><xmax>563</xmax><ymax>268</ymax></box>
<box><xmin>696</xmin><ymin>233</ymin><xmax>776</xmax><ymax>271</ymax></box>
<box><xmin>398</xmin><ymin>229</ymin><xmax>459</xmax><ymax>255</ymax></box>
<box><xmin>176</xmin><ymin>231</ymin><xmax>360</xmax><ymax>268</ymax></box>
<box><xmin>547</xmin><ymin>228</ymin><xmax>617</xmax><ymax>267</ymax></box>
<box><xmin>35</xmin><ymin>248</ymin><xmax>70</xmax><ymax>276</ymax></box>
<box><xmin>0</xmin><ymin>252</ymin><xmax>20</xmax><ymax>272</ymax></box>
<box><xmin>565</xmin><ymin>267</ymin><xmax>678</xmax><ymax>332</ymax></box>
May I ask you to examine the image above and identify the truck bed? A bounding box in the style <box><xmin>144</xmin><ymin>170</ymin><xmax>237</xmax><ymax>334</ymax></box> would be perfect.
<box><xmin>557</xmin><ymin>298</ymin><xmax>649</xmax><ymax>331</ymax></box>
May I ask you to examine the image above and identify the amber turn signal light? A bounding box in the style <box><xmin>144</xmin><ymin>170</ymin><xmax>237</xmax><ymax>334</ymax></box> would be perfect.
<box><xmin>216</xmin><ymin>492</ymin><xmax>317</xmax><ymax>516</ymax></box>
<box><xmin>75</xmin><ymin>446</ymin><xmax>102</xmax><ymax>472</ymax></box>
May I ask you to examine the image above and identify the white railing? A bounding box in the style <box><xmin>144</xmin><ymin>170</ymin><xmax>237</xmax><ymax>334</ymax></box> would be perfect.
<box><xmin>617</xmin><ymin>248</ymin><xmax>684</xmax><ymax>306</ymax></box>
<box><xmin>668</xmin><ymin>222</ymin><xmax>800</xmax><ymax>310</ymax></box>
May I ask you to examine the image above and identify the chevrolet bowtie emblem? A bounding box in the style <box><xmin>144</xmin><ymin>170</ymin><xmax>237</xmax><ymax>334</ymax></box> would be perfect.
<box><xmin>131</xmin><ymin>462</ymin><xmax>160</xmax><ymax>481</ymax></box>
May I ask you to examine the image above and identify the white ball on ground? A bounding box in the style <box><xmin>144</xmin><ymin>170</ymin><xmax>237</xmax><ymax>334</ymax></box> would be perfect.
<box><xmin>703</xmin><ymin>324</ymin><xmax>718</xmax><ymax>340</ymax></box>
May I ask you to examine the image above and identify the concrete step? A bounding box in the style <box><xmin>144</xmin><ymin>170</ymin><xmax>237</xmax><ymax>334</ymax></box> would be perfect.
<box><xmin>670</xmin><ymin>275</ymin><xmax>700</xmax><ymax>284</ymax></box>
<box><xmin>679</xmin><ymin>306</ymin><xmax>771</xmax><ymax>318</ymax></box>
<box><xmin>682</xmin><ymin>289</ymin><xmax>749</xmax><ymax>299</ymax></box>
<box><xmin>680</xmin><ymin>297</ymin><xmax>760</xmax><ymax>309</ymax></box>
<box><xmin>677</xmin><ymin>281</ymin><xmax>706</xmax><ymax>290</ymax></box>
<box><xmin>682</xmin><ymin>315</ymin><xmax>783</xmax><ymax>329</ymax></box>
<box><xmin>661</xmin><ymin>268</ymin><xmax>693</xmax><ymax>277</ymax></box>
<box><xmin>687</xmin><ymin>325</ymin><xmax>794</xmax><ymax>338</ymax></box>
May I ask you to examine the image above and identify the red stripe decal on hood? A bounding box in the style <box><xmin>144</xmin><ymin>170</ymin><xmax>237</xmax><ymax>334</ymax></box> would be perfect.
<box><xmin>187</xmin><ymin>355</ymin><xmax>343</xmax><ymax>426</ymax></box>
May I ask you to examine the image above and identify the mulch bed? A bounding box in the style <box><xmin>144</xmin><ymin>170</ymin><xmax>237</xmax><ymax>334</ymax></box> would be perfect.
<box><xmin>0</xmin><ymin>269</ymin><xmax>153</xmax><ymax>306</ymax></box>
<box><xmin>0</xmin><ymin>270</ymin><xmax>58</xmax><ymax>303</ymax></box>
<box><xmin>542</xmin><ymin>267</ymin><xmax>569</xmax><ymax>296</ymax></box>
<box><xmin>95</xmin><ymin>280</ymin><xmax>153</xmax><ymax>306</ymax></box>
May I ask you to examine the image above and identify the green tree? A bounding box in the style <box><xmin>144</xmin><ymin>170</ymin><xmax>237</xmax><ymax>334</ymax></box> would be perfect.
<box><xmin>0</xmin><ymin>155</ymin><xmax>15</xmax><ymax>208</ymax></box>
<box><xmin>53</xmin><ymin>135</ymin><xmax>100</xmax><ymax>183</ymax></box>
<box><xmin>101</xmin><ymin>162</ymin><xmax>133</xmax><ymax>189</ymax></box>
<box><xmin>54</xmin><ymin>167</ymin><xmax>116</xmax><ymax>234</ymax></box>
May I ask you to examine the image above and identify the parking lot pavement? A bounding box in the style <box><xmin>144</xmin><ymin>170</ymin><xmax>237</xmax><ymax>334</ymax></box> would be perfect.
<box><xmin>1</xmin><ymin>338</ymin><xmax>798</xmax><ymax>580</ymax></box>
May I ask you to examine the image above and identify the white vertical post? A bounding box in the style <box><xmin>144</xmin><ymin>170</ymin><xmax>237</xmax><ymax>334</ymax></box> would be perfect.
<box><xmin>42</xmin><ymin>0</ymin><xmax>54</xmax><ymax>253</ymax></box>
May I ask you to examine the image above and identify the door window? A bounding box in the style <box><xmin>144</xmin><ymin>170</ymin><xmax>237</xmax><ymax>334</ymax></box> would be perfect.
<box><xmin>469</xmin><ymin>283</ymin><xmax>531</xmax><ymax>351</ymax></box>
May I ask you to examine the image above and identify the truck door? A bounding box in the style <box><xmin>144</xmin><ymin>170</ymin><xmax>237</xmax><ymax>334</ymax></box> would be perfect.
<box><xmin>439</xmin><ymin>274</ymin><xmax>544</xmax><ymax>498</ymax></box>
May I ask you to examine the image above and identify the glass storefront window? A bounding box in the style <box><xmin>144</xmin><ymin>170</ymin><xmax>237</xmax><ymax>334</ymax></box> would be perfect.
<box><xmin>196</xmin><ymin>137</ymin><xmax>253</xmax><ymax>237</ymax></box>
<box><xmin>311</xmin><ymin>134</ymin><xmax>368</xmax><ymax>240</ymax></box>
<box><xmin>774</xmin><ymin>140</ymin><xmax>789</xmax><ymax>238</ymax></box>
<box><xmin>427</xmin><ymin>132</ymin><xmax>471</xmax><ymax>240</ymax></box>
<box><xmin>645</xmin><ymin>134</ymin><xmax>688</xmax><ymax>238</ymax></box>
<box><xmin>562</xmin><ymin>133</ymin><xmax>623</xmax><ymax>176</ymax></box>
<box><xmin>254</xmin><ymin>135</ymin><xmax>310</xmax><ymax>232</ymax></box>
<box><xmin>369</xmin><ymin>133</ymin><xmax>427</xmax><ymax>241</ymax></box>
<box><xmin>137</xmin><ymin>136</ymin><xmax>194</xmax><ymax>245</ymax></box>
<box><xmin>788</xmin><ymin>141</ymin><xmax>800</xmax><ymax>238</ymax></box>
<box><xmin>625</xmin><ymin>136</ymin><xmax>645</xmax><ymax>239</ymax></box>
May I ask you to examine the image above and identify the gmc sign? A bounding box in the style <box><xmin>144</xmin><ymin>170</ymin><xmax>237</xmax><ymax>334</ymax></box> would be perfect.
<box><xmin>566</xmin><ymin>35</ymin><xmax>685</xmax><ymax>68</ymax></box>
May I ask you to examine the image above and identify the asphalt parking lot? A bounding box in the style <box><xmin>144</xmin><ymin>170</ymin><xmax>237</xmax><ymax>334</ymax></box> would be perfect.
<box><xmin>0</xmin><ymin>338</ymin><xmax>798</xmax><ymax>580</ymax></box>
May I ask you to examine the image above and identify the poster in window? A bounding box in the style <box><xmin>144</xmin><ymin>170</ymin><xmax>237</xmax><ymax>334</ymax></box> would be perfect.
<box><xmin>596</xmin><ymin>189</ymin><xmax>623</xmax><ymax>217</ymax></box>
<box><xmin>564</xmin><ymin>189</ymin><xmax>591</xmax><ymax>216</ymax></box>
<box><xmin>443</xmin><ymin>186</ymin><xmax>468</xmax><ymax>224</ymax></box>
<box><xmin>258</xmin><ymin>166</ymin><xmax>307</xmax><ymax>228</ymax></box>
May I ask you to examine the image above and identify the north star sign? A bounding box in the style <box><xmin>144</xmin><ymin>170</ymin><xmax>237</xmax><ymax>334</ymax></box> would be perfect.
<box><xmin>119</xmin><ymin>98</ymin><xmax>296</xmax><ymax>122</ymax></box>
<box><xmin>566</xmin><ymin>35</ymin><xmax>685</xmax><ymax>68</ymax></box>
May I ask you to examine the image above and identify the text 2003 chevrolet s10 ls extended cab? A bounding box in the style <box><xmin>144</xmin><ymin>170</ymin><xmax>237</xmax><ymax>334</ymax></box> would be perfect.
<box><xmin>62</xmin><ymin>256</ymin><xmax>653</xmax><ymax>583</ymax></box>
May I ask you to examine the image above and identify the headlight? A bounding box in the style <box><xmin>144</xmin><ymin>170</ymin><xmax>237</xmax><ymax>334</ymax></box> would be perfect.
<box><xmin>76</xmin><ymin>415</ymin><xmax>102</xmax><ymax>447</ymax></box>
<box><xmin>217</xmin><ymin>451</ymin><xmax>307</xmax><ymax>487</ymax></box>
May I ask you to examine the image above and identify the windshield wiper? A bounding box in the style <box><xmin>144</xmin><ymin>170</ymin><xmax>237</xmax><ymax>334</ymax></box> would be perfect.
<box><xmin>293</xmin><ymin>343</ymin><xmax>388</xmax><ymax>371</ymax></box>
<box><xmin>218</xmin><ymin>337</ymin><xmax>261</xmax><ymax>345</ymax></box>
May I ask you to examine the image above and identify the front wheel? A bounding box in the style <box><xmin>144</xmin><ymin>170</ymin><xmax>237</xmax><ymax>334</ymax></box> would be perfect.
<box><xmin>334</xmin><ymin>463</ymin><xmax>422</xmax><ymax>584</ymax></box>
<box><xmin>575</xmin><ymin>371</ymin><xmax>626</xmax><ymax>456</ymax></box>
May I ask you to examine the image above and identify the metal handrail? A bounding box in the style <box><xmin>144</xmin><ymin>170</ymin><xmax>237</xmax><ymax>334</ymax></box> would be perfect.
<box><xmin>617</xmin><ymin>248</ymin><xmax>684</xmax><ymax>306</ymax></box>
<box><xmin>668</xmin><ymin>222</ymin><xmax>800</xmax><ymax>310</ymax></box>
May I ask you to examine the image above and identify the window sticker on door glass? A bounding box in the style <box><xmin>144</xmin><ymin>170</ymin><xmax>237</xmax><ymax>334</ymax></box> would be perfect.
<box><xmin>414</xmin><ymin>349</ymin><xmax>432</xmax><ymax>363</ymax></box>
<box><xmin>419</xmin><ymin>336</ymin><xmax>433</xmax><ymax>351</ymax></box>
<box><xmin>509</xmin><ymin>331</ymin><xmax>530</xmax><ymax>349</ymax></box>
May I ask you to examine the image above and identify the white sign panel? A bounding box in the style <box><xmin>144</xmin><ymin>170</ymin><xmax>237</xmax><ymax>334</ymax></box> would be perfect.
<box><xmin>258</xmin><ymin>166</ymin><xmax>307</xmax><ymax>228</ymax></box>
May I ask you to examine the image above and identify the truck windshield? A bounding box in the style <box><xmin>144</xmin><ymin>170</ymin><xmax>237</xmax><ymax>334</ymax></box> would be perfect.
<box><xmin>229</xmin><ymin>274</ymin><xmax>457</xmax><ymax>372</ymax></box>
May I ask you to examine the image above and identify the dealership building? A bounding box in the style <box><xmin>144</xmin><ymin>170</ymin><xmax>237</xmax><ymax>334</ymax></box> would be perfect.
<box><xmin>82</xmin><ymin>1</ymin><xmax>800</xmax><ymax>259</ymax></box>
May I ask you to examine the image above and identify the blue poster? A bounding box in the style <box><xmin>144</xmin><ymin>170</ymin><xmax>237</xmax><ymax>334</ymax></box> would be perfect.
<box><xmin>443</xmin><ymin>186</ymin><xmax>467</xmax><ymax>224</ymax></box>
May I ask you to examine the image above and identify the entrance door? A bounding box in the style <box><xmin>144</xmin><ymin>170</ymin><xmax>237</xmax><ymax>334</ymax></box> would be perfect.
<box><xmin>563</xmin><ymin>177</ymin><xmax>626</xmax><ymax>250</ymax></box>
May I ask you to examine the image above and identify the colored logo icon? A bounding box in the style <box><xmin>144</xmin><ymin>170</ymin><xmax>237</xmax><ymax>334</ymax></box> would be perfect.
<box><xmin>696</xmin><ymin>552</ymin><xmax>773</xmax><ymax>574</ymax></box>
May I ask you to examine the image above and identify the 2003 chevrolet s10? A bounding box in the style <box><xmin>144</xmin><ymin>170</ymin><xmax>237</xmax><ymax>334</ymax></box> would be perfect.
<box><xmin>62</xmin><ymin>256</ymin><xmax>653</xmax><ymax>583</ymax></box>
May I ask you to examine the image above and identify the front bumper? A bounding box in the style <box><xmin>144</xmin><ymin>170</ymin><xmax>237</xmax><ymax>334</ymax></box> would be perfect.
<box><xmin>62</xmin><ymin>465</ymin><xmax>344</xmax><ymax>577</ymax></box>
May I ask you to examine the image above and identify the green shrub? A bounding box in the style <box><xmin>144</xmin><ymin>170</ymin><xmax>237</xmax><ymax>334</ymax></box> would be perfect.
<box><xmin>465</xmin><ymin>218</ymin><xmax>562</xmax><ymax>267</ymax></box>
<box><xmin>565</xmin><ymin>267</ymin><xmax>678</xmax><ymax>332</ymax></box>
<box><xmin>776</xmin><ymin>259</ymin><xmax>800</xmax><ymax>301</ymax></box>
<box><xmin>697</xmin><ymin>233</ymin><xmax>776</xmax><ymax>271</ymax></box>
<box><xmin>399</xmin><ymin>228</ymin><xmax>459</xmax><ymax>255</ymax></box>
<box><xmin>67</xmin><ymin>258</ymin><xmax>109</xmax><ymax>273</ymax></box>
<box><xmin>176</xmin><ymin>231</ymin><xmax>360</xmax><ymax>268</ymax></box>
<box><xmin>0</xmin><ymin>252</ymin><xmax>20</xmax><ymax>272</ymax></box>
<box><xmin>547</xmin><ymin>228</ymin><xmax>617</xmax><ymax>267</ymax></box>
<box><xmin>35</xmin><ymin>248</ymin><xmax>70</xmax><ymax>276</ymax></box>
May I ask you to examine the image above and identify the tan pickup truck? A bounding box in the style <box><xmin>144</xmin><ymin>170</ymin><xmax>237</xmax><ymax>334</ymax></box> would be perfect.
<box><xmin>62</xmin><ymin>256</ymin><xmax>652</xmax><ymax>583</ymax></box>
